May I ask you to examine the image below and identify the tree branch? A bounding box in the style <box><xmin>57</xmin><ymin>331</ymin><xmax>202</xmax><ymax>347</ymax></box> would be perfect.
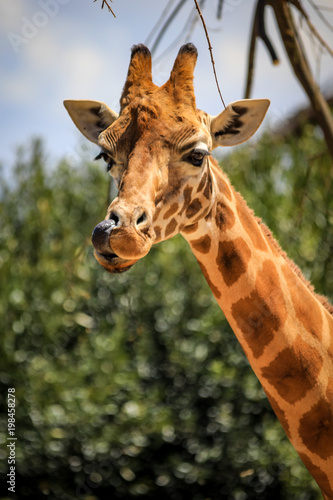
<box><xmin>258</xmin><ymin>0</ymin><xmax>279</xmax><ymax>64</ymax></box>
<box><xmin>193</xmin><ymin>0</ymin><xmax>226</xmax><ymax>108</ymax></box>
<box><xmin>94</xmin><ymin>0</ymin><xmax>116</xmax><ymax>18</ymax></box>
<box><xmin>306</xmin><ymin>0</ymin><xmax>333</xmax><ymax>32</ymax></box>
<box><xmin>217</xmin><ymin>0</ymin><xmax>224</xmax><ymax>19</ymax></box>
<box><xmin>151</xmin><ymin>0</ymin><xmax>188</xmax><ymax>55</ymax></box>
<box><xmin>145</xmin><ymin>0</ymin><xmax>178</xmax><ymax>46</ymax></box>
<box><xmin>244</xmin><ymin>0</ymin><xmax>279</xmax><ymax>99</ymax></box>
<box><xmin>291</xmin><ymin>0</ymin><xmax>333</xmax><ymax>57</ymax></box>
<box><xmin>269</xmin><ymin>0</ymin><xmax>333</xmax><ymax>161</ymax></box>
<box><xmin>154</xmin><ymin>7</ymin><xmax>199</xmax><ymax>64</ymax></box>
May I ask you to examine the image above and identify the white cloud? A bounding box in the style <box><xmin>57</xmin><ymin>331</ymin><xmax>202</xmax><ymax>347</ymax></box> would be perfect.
<box><xmin>1</xmin><ymin>27</ymin><xmax>116</xmax><ymax>108</ymax></box>
<box><xmin>61</xmin><ymin>45</ymin><xmax>112</xmax><ymax>95</ymax></box>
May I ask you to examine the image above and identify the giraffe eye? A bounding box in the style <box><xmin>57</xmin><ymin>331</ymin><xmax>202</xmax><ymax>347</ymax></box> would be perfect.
<box><xmin>95</xmin><ymin>151</ymin><xmax>115</xmax><ymax>172</ymax></box>
<box><xmin>105</xmin><ymin>159</ymin><xmax>115</xmax><ymax>173</ymax></box>
<box><xmin>187</xmin><ymin>149</ymin><xmax>210</xmax><ymax>167</ymax></box>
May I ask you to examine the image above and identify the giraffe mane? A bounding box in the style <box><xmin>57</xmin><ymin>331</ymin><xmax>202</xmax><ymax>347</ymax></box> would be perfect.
<box><xmin>214</xmin><ymin>162</ymin><xmax>332</xmax><ymax>316</ymax></box>
<box><xmin>257</xmin><ymin>216</ymin><xmax>333</xmax><ymax>316</ymax></box>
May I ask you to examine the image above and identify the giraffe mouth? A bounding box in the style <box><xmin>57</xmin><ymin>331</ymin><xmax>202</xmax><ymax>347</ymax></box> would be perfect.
<box><xmin>91</xmin><ymin>218</ymin><xmax>153</xmax><ymax>273</ymax></box>
<box><xmin>91</xmin><ymin>220</ymin><xmax>139</xmax><ymax>273</ymax></box>
<box><xmin>93</xmin><ymin>250</ymin><xmax>138</xmax><ymax>274</ymax></box>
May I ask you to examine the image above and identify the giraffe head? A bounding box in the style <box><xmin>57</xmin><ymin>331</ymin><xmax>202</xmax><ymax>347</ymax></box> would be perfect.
<box><xmin>64</xmin><ymin>44</ymin><xmax>269</xmax><ymax>273</ymax></box>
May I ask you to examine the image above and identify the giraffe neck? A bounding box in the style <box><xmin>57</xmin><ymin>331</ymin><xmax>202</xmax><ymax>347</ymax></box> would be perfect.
<box><xmin>181</xmin><ymin>159</ymin><xmax>333</xmax><ymax>498</ymax></box>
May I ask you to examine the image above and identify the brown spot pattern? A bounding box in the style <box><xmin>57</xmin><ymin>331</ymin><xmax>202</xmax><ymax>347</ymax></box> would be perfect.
<box><xmin>154</xmin><ymin>226</ymin><xmax>162</xmax><ymax>241</ymax></box>
<box><xmin>181</xmin><ymin>222</ymin><xmax>199</xmax><ymax>234</ymax></box>
<box><xmin>165</xmin><ymin>218</ymin><xmax>178</xmax><ymax>238</ymax></box>
<box><xmin>282</xmin><ymin>264</ymin><xmax>323</xmax><ymax>341</ymax></box>
<box><xmin>299</xmin><ymin>397</ymin><xmax>333</xmax><ymax>460</ymax></box>
<box><xmin>186</xmin><ymin>198</ymin><xmax>202</xmax><ymax>219</ymax></box>
<box><xmin>215</xmin><ymin>174</ymin><xmax>232</xmax><ymax>200</ymax></box>
<box><xmin>203</xmin><ymin>178</ymin><xmax>212</xmax><ymax>200</ymax></box>
<box><xmin>261</xmin><ymin>336</ymin><xmax>323</xmax><ymax>404</ymax></box>
<box><xmin>197</xmin><ymin>172</ymin><xmax>207</xmax><ymax>193</ymax></box>
<box><xmin>232</xmin><ymin>260</ymin><xmax>287</xmax><ymax>358</ymax></box>
<box><xmin>328</xmin><ymin>318</ymin><xmax>333</xmax><ymax>361</ymax></box>
<box><xmin>153</xmin><ymin>205</ymin><xmax>163</xmax><ymax>222</ymax></box>
<box><xmin>236</xmin><ymin>194</ymin><xmax>268</xmax><ymax>251</ymax></box>
<box><xmin>215</xmin><ymin>201</ymin><xmax>236</xmax><ymax>231</ymax></box>
<box><xmin>298</xmin><ymin>452</ymin><xmax>333</xmax><ymax>498</ymax></box>
<box><xmin>327</xmin><ymin>378</ymin><xmax>333</xmax><ymax>400</ymax></box>
<box><xmin>191</xmin><ymin>235</ymin><xmax>212</xmax><ymax>254</ymax></box>
<box><xmin>264</xmin><ymin>388</ymin><xmax>291</xmax><ymax>439</ymax></box>
<box><xmin>197</xmin><ymin>260</ymin><xmax>221</xmax><ymax>299</ymax></box>
<box><xmin>179</xmin><ymin>186</ymin><xmax>193</xmax><ymax>216</ymax></box>
<box><xmin>216</xmin><ymin>237</ymin><xmax>251</xmax><ymax>287</ymax></box>
<box><xmin>163</xmin><ymin>202</ymin><xmax>179</xmax><ymax>220</ymax></box>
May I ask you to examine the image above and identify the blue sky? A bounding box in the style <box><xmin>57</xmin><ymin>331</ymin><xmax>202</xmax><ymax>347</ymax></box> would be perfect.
<box><xmin>1</xmin><ymin>0</ymin><xmax>332</xmax><ymax>173</ymax></box>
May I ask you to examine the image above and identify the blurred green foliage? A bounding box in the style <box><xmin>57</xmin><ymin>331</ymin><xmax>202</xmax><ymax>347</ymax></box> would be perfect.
<box><xmin>0</xmin><ymin>120</ymin><xmax>332</xmax><ymax>500</ymax></box>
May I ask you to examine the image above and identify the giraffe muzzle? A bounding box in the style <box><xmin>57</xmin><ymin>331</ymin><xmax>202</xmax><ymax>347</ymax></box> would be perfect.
<box><xmin>91</xmin><ymin>208</ymin><xmax>155</xmax><ymax>273</ymax></box>
<box><xmin>91</xmin><ymin>220</ymin><xmax>138</xmax><ymax>274</ymax></box>
<box><xmin>91</xmin><ymin>219</ymin><xmax>117</xmax><ymax>255</ymax></box>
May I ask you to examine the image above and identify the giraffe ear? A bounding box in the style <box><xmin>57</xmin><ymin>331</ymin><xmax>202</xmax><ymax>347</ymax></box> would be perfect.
<box><xmin>210</xmin><ymin>99</ymin><xmax>270</xmax><ymax>149</ymax></box>
<box><xmin>64</xmin><ymin>100</ymin><xmax>118</xmax><ymax>144</ymax></box>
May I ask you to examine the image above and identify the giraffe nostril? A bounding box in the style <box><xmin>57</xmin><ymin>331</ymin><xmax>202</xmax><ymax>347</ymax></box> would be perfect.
<box><xmin>107</xmin><ymin>208</ymin><xmax>149</xmax><ymax>230</ymax></box>
<box><xmin>109</xmin><ymin>211</ymin><xmax>121</xmax><ymax>228</ymax></box>
<box><xmin>136</xmin><ymin>211</ymin><xmax>148</xmax><ymax>227</ymax></box>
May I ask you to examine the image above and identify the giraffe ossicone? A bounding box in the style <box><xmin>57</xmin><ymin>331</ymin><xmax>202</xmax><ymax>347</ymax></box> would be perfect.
<box><xmin>64</xmin><ymin>43</ymin><xmax>333</xmax><ymax>498</ymax></box>
<box><xmin>64</xmin><ymin>44</ymin><xmax>269</xmax><ymax>273</ymax></box>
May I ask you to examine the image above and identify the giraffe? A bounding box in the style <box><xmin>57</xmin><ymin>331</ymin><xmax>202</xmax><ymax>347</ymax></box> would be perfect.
<box><xmin>64</xmin><ymin>44</ymin><xmax>333</xmax><ymax>498</ymax></box>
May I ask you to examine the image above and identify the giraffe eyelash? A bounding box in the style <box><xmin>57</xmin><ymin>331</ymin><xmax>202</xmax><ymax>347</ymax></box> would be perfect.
<box><xmin>185</xmin><ymin>148</ymin><xmax>211</xmax><ymax>167</ymax></box>
<box><xmin>94</xmin><ymin>151</ymin><xmax>108</xmax><ymax>162</ymax></box>
<box><xmin>95</xmin><ymin>151</ymin><xmax>115</xmax><ymax>172</ymax></box>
